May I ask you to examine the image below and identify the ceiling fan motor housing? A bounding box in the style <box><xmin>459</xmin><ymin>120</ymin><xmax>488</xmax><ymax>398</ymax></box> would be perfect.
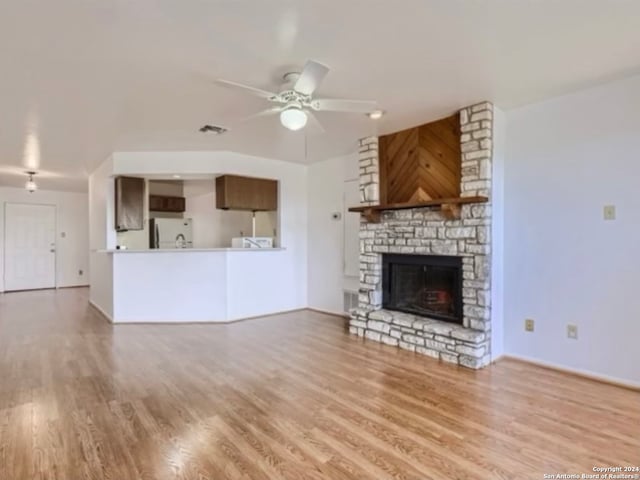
<box><xmin>275</xmin><ymin>89</ymin><xmax>312</xmax><ymax>108</ymax></box>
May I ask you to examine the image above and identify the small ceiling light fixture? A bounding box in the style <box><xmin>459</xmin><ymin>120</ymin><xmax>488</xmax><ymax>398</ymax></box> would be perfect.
<box><xmin>280</xmin><ymin>106</ymin><xmax>308</xmax><ymax>131</ymax></box>
<box><xmin>367</xmin><ymin>110</ymin><xmax>385</xmax><ymax>120</ymax></box>
<box><xmin>25</xmin><ymin>171</ymin><xmax>37</xmax><ymax>193</ymax></box>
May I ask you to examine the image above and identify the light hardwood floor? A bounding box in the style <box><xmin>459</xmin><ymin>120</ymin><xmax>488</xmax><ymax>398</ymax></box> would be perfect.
<box><xmin>0</xmin><ymin>288</ymin><xmax>637</xmax><ymax>479</ymax></box>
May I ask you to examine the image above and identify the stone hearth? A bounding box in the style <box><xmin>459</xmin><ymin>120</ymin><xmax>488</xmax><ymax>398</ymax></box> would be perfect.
<box><xmin>350</xmin><ymin>102</ymin><xmax>494</xmax><ymax>369</ymax></box>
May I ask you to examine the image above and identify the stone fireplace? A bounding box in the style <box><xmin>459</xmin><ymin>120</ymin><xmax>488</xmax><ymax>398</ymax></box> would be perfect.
<box><xmin>349</xmin><ymin>101</ymin><xmax>494</xmax><ymax>369</ymax></box>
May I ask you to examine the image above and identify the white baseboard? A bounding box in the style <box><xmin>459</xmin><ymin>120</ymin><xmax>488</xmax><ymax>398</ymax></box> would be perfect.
<box><xmin>307</xmin><ymin>307</ymin><xmax>349</xmax><ymax>319</ymax></box>
<box><xmin>88</xmin><ymin>300</ymin><xmax>113</xmax><ymax>323</ymax></box>
<box><xmin>109</xmin><ymin>308</ymin><xmax>310</xmax><ymax>325</ymax></box>
<box><xmin>501</xmin><ymin>353</ymin><xmax>640</xmax><ymax>390</ymax></box>
<box><xmin>92</xmin><ymin>305</ymin><xmax>347</xmax><ymax>324</ymax></box>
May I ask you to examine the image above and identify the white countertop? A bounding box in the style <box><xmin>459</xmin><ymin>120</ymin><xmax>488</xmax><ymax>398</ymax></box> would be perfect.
<box><xmin>96</xmin><ymin>247</ymin><xmax>286</xmax><ymax>253</ymax></box>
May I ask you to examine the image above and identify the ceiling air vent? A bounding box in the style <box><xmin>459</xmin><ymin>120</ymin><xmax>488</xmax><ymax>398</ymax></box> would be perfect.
<box><xmin>199</xmin><ymin>124</ymin><xmax>228</xmax><ymax>134</ymax></box>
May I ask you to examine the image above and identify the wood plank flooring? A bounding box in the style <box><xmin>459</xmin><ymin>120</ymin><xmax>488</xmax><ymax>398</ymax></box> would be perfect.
<box><xmin>0</xmin><ymin>288</ymin><xmax>637</xmax><ymax>479</ymax></box>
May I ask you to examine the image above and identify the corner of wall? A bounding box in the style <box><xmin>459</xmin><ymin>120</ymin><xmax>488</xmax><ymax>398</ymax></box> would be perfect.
<box><xmin>306</xmin><ymin>153</ymin><xmax>360</xmax><ymax>315</ymax></box>
<box><xmin>490</xmin><ymin>107</ymin><xmax>506</xmax><ymax>359</ymax></box>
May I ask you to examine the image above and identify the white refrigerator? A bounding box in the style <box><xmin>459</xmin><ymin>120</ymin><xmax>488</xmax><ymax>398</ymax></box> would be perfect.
<box><xmin>149</xmin><ymin>218</ymin><xmax>193</xmax><ymax>249</ymax></box>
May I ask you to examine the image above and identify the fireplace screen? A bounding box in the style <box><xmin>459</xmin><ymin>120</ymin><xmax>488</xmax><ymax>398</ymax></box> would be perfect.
<box><xmin>382</xmin><ymin>254</ymin><xmax>463</xmax><ymax>324</ymax></box>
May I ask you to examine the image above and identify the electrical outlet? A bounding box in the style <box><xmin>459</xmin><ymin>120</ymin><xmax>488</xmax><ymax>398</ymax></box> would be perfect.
<box><xmin>525</xmin><ymin>318</ymin><xmax>535</xmax><ymax>332</ymax></box>
<box><xmin>603</xmin><ymin>205</ymin><xmax>616</xmax><ymax>220</ymax></box>
<box><xmin>567</xmin><ymin>324</ymin><xmax>578</xmax><ymax>340</ymax></box>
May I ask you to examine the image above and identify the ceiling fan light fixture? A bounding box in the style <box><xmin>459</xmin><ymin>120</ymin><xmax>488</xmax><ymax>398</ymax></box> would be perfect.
<box><xmin>280</xmin><ymin>107</ymin><xmax>308</xmax><ymax>131</ymax></box>
<box><xmin>367</xmin><ymin>110</ymin><xmax>385</xmax><ymax>120</ymax></box>
<box><xmin>25</xmin><ymin>171</ymin><xmax>37</xmax><ymax>193</ymax></box>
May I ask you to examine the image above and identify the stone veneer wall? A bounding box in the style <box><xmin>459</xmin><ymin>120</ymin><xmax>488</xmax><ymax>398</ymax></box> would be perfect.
<box><xmin>350</xmin><ymin>102</ymin><xmax>494</xmax><ymax>369</ymax></box>
<box><xmin>359</xmin><ymin>136</ymin><xmax>380</xmax><ymax>205</ymax></box>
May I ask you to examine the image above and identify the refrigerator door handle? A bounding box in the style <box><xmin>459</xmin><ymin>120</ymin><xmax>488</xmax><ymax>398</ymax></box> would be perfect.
<box><xmin>155</xmin><ymin>224</ymin><xmax>160</xmax><ymax>249</ymax></box>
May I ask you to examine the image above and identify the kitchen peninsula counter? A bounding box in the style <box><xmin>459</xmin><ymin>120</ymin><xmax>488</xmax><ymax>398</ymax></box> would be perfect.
<box><xmin>97</xmin><ymin>247</ymin><xmax>285</xmax><ymax>253</ymax></box>
<box><xmin>91</xmin><ymin>248</ymin><xmax>299</xmax><ymax>324</ymax></box>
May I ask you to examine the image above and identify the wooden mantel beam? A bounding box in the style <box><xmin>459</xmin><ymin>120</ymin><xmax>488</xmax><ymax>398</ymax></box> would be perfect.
<box><xmin>440</xmin><ymin>203</ymin><xmax>462</xmax><ymax>220</ymax></box>
<box><xmin>348</xmin><ymin>196</ymin><xmax>487</xmax><ymax>223</ymax></box>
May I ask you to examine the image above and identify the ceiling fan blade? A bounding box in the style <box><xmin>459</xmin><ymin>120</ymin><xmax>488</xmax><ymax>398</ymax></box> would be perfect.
<box><xmin>305</xmin><ymin>110</ymin><xmax>325</xmax><ymax>134</ymax></box>
<box><xmin>235</xmin><ymin>106</ymin><xmax>283</xmax><ymax>125</ymax></box>
<box><xmin>311</xmin><ymin>98</ymin><xmax>378</xmax><ymax>113</ymax></box>
<box><xmin>294</xmin><ymin>60</ymin><xmax>330</xmax><ymax>95</ymax></box>
<box><xmin>215</xmin><ymin>79</ymin><xmax>278</xmax><ymax>100</ymax></box>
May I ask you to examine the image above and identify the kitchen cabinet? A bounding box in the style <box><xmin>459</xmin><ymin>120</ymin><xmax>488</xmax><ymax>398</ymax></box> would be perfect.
<box><xmin>115</xmin><ymin>176</ymin><xmax>144</xmax><ymax>231</ymax></box>
<box><xmin>215</xmin><ymin>175</ymin><xmax>278</xmax><ymax>211</ymax></box>
<box><xmin>149</xmin><ymin>195</ymin><xmax>186</xmax><ymax>213</ymax></box>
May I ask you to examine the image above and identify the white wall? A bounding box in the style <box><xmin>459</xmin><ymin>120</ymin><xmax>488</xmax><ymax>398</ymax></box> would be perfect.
<box><xmin>0</xmin><ymin>186</ymin><xmax>89</xmax><ymax>292</ymax></box>
<box><xmin>307</xmin><ymin>152</ymin><xmax>359</xmax><ymax>314</ymax></box>
<box><xmin>255</xmin><ymin>211</ymin><xmax>278</xmax><ymax>240</ymax></box>
<box><xmin>504</xmin><ymin>74</ymin><xmax>640</xmax><ymax>385</ymax></box>
<box><xmin>149</xmin><ymin>180</ymin><xmax>183</xmax><ymax>197</ymax></box>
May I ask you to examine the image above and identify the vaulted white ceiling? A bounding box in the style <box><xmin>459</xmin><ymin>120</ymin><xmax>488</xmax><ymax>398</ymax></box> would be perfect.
<box><xmin>1</xmin><ymin>0</ymin><xmax>640</xmax><ymax>191</ymax></box>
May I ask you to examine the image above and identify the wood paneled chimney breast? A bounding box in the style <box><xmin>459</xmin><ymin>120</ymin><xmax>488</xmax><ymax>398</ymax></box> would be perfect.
<box><xmin>379</xmin><ymin>113</ymin><xmax>461</xmax><ymax>205</ymax></box>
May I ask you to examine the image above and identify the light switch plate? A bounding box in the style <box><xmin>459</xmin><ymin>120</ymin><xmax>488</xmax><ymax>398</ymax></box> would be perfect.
<box><xmin>567</xmin><ymin>324</ymin><xmax>578</xmax><ymax>340</ymax></box>
<box><xmin>603</xmin><ymin>205</ymin><xmax>616</xmax><ymax>220</ymax></box>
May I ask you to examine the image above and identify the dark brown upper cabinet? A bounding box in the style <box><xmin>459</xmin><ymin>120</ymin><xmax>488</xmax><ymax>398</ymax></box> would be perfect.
<box><xmin>215</xmin><ymin>175</ymin><xmax>278</xmax><ymax>211</ymax></box>
<box><xmin>149</xmin><ymin>195</ymin><xmax>186</xmax><ymax>213</ymax></box>
<box><xmin>115</xmin><ymin>176</ymin><xmax>145</xmax><ymax>232</ymax></box>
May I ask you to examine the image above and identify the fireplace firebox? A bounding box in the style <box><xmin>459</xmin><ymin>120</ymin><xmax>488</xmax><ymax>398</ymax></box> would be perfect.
<box><xmin>382</xmin><ymin>254</ymin><xmax>463</xmax><ymax>324</ymax></box>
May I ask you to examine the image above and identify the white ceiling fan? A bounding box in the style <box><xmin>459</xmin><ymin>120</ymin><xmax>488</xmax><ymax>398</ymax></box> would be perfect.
<box><xmin>215</xmin><ymin>60</ymin><xmax>381</xmax><ymax>132</ymax></box>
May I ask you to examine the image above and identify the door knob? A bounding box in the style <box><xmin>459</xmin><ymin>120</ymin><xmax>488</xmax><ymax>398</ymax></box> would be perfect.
<box><xmin>50</xmin><ymin>249</ymin><xmax>56</xmax><ymax>253</ymax></box>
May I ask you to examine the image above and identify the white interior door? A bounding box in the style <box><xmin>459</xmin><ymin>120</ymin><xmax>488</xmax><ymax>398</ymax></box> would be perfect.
<box><xmin>4</xmin><ymin>203</ymin><xmax>56</xmax><ymax>291</ymax></box>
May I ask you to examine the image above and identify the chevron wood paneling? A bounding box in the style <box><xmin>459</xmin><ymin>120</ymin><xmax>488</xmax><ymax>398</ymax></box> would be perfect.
<box><xmin>379</xmin><ymin>113</ymin><xmax>461</xmax><ymax>204</ymax></box>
